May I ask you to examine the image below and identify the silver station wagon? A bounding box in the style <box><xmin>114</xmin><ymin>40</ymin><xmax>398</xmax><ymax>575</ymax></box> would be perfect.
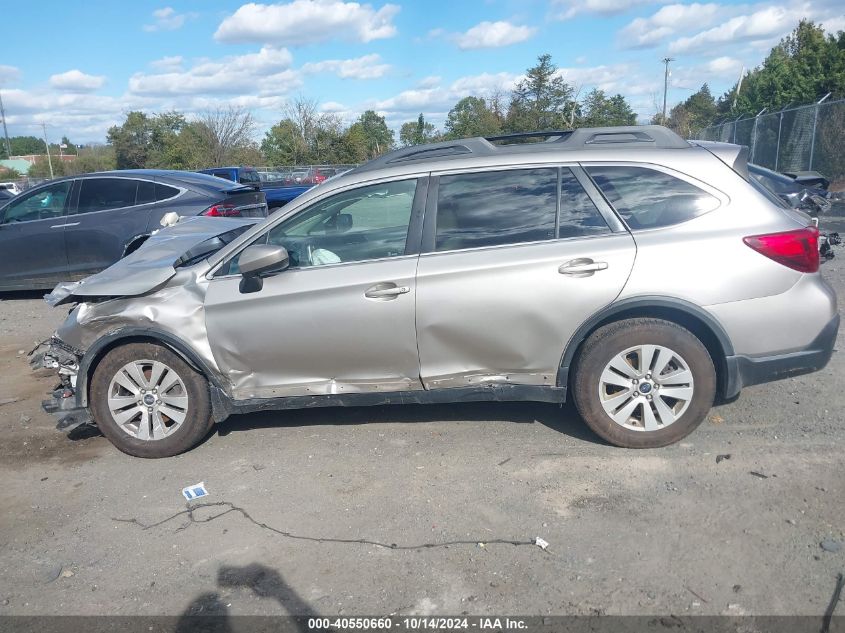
<box><xmin>40</xmin><ymin>126</ymin><xmax>838</xmax><ymax>457</ymax></box>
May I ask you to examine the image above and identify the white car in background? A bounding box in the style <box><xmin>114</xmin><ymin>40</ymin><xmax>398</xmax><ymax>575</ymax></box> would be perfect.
<box><xmin>0</xmin><ymin>182</ymin><xmax>22</xmax><ymax>195</ymax></box>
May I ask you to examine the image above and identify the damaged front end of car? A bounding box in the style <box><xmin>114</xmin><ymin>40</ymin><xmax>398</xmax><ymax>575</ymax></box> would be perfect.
<box><xmin>37</xmin><ymin>337</ymin><xmax>89</xmax><ymax>431</ymax></box>
<box><xmin>34</xmin><ymin>216</ymin><xmax>259</xmax><ymax>434</ymax></box>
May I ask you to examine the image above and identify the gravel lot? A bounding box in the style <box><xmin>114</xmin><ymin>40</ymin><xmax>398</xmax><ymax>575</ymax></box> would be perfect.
<box><xmin>0</xmin><ymin>229</ymin><xmax>843</xmax><ymax>620</ymax></box>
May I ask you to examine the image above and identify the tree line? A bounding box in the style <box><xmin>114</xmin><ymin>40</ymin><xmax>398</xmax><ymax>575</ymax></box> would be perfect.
<box><xmin>661</xmin><ymin>20</ymin><xmax>845</xmax><ymax>138</ymax></box>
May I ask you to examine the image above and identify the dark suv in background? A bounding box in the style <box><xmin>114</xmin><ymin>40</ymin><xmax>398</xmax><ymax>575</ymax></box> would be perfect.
<box><xmin>0</xmin><ymin>170</ymin><xmax>267</xmax><ymax>291</ymax></box>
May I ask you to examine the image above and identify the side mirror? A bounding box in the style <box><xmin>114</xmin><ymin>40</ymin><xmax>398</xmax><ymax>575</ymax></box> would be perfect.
<box><xmin>238</xmin><ymin>244</ymin><xmax>289</xmax><ymax>293</ymax></box>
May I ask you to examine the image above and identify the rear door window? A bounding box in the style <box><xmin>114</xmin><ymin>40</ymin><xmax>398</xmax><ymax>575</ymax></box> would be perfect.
<box><xmin>77</xmin><ymin>178</ymin><xmax>139</xmax><ymax>214</ymax></box>
<box><xmin>435</xmin><ymin>168</ymin><xmax>557</xmax><ymax>251</ymax></box>
<box><xmin>155</xmin><ymin>183</ymin><xmax>180</xmax><ymax>201</ymax></box>
<box><xmin>585</xmin><ymin>166</ymin><xmax>720</xmax><ymax>229</ymax></box>
<box><xmin>136</xmin><ymin>180</ymin><xmax>156</xmax><ymax>205</ymax></box>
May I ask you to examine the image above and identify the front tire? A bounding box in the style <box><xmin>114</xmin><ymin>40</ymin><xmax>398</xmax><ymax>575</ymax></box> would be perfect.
<box><xmin>89</xmin><ymin>343</ymin><xmax>213</xmax><ymax>458</ymax></box>
<box><xmin>572</xmin><ymin>318</ymin><xmax>716</xmax><ymax>448</ymax></box>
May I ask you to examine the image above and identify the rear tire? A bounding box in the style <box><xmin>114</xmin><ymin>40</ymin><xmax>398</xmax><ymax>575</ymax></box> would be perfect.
<box><xmin>572</xmin><ymin>318</ymin><xmax>716</xmax><ymax>448</ymax></box>
<box><xmin>89</xmin><ymin>343</ymin><xmax>213</xmax><ymax>458</ymax></box>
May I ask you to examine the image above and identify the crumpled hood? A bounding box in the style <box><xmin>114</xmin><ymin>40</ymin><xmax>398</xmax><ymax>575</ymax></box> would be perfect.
<box><xmin>45</xmin><ymin>216</ymin><xmax>258</xmax><ymax>306</ymax></box>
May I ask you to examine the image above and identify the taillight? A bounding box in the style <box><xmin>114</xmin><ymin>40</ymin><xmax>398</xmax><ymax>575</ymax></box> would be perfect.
<box><xmin>202</xmin><ymin>203</ymin><xmax>241</xmax><ymax>217</ymax></box>
<box><xmin>743</xmin><ymin>226</ymin><xmax>819</xmax><ymax>273</ymax></box>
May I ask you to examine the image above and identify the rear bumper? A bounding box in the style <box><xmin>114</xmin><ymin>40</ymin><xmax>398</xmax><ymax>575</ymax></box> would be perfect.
<box><xmin>724</xmin><ymin>313</ymin><xmax>839</xmax><ymax>398</ymax></box>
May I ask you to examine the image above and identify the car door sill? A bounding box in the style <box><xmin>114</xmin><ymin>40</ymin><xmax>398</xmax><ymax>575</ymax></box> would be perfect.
<box><xmin>210</xmin><ymin>384</ymin><xmax>567</xmax><ymax>421</ymax></box>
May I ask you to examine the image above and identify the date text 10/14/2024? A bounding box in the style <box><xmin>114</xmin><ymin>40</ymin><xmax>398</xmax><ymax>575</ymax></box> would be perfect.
<box><xmin>307</xmin><ymin>617</ymin><xmax>528</xmax><ymax>630</ymax></box>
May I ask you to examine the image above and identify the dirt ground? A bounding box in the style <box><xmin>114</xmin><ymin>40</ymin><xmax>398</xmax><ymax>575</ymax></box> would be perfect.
<box><xmin>0</xmin><ymin>236</ymin><xmax>843</xmax><ymax>620</ymax></box>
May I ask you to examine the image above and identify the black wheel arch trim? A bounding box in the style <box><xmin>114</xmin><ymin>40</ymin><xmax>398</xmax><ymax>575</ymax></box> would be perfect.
<box><xmin>556</xmin><ymin>296</ymin><xmax>735</xmax><ymax>393</ymax></box>
<box><xmin>76</xmin><ymin>328</ymin><xmax>227</xmax><ymax>413</ymax></box>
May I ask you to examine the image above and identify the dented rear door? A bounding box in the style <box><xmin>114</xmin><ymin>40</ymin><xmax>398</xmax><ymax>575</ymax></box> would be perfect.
<box><xmin>415</xmin><ymin>166</ymin><xmax>636</xmax><ymax>390</ymax></box>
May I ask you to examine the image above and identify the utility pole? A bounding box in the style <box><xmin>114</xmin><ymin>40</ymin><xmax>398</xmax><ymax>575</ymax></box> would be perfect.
<box><xmin>41</xmin><ymin>122</ymin><xmax>54</xmax><ymax>179</ymax></box>
<box><xmin>662</xmin><ymin>57</ymin><xmax>674</xmax><ymax>124</ymax></box>
<box><xmin>0</xmin><ymin>89</ymin><xmax>11</xmax><ymax>158</ymax></box>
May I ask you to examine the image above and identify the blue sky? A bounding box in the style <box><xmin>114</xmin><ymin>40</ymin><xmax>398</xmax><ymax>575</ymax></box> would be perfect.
<box><xmin>1</xmin><ymin>0</ymin><xmax>842</xmax><ymax>143</ymax></box>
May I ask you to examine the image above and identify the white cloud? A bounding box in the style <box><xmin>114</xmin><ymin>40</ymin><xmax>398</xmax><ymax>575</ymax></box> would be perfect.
<box><xmin>150</xmin><ymin>55</ymin><xmax>184</xmax><ymax>71</ymax></box>
<box><xmin>618</xmin><ymin>3</ymin><xmax>720</xmax><ymax>49</ymax></box>
<box><xmin>1</xmin><ymin>88</ymin><xmax>159</xmax><ymax>140</ymax></box>
<box><xmin>551</xmin><ymin>0</ymin><xmax>664</xmax><ymax>20</ymax></box>
<box><xmin>143</xmin><ymin>7</ymin><xmax>194</xmax><ymax>32</ymax></box>
<box><xmin>0</xmin><ymin>65</ymin><xmax>20</xmax><ymax>85</ymax></box>
<box><xmin>129</xmin><ymin>46</ymin><xmax>297</xmax><ymax>96</ymax></box>
<box><xmin>320</xmin><ymin>101</ymin><xmax>347</xmax><ymax>112</ymax></box>
<box><xmin>215</xmin><ymin>0</ymin><xmax>400</xmax><ymax>45</ymax></box>
<box><xmin>704</xmin><ymin>56</ymin><xmax>743</xmax><ymax>75</ymax></box>
<box><xmin>668</xmin><ymin>6</ymin><xmax>803</xmax><ymax>54</ymax></box>
<box><xmin>302</xmin><ymin>54</ymin><xmax>391</xmax><ymax>79</ymax></box>
<box><xmin>668</xmin><ymin>57</ymin><xmax>747</xmax><ymax>91</ymax></box>
<box><xmin>455</xmin><ymin>20</ymin><xmax>536</xmax><ymax>50</ymax></box>
<box><xmin>821</xmin><ymin>15</ymin><xmax>845</xmax><ymax>34</ymax></box>
<box><xmin>449</xmin><ymin>72</ymin><xmax>519</xmax><ymax>94</ymax></box>
<box><xmin>49</xmin><ymin>69</ymin><xmax>106</xmax><ymax>92</ymax></box>
<box><xmin>557</xmin><ymin>63</ymin><xmax>640</xmax><ymax>93</ymax></box>
<box><xmin>374</xmin><ymin>72</ymin><xmax>518</xmax><ymax>113</ymax></box>
<box><xmin>417</xmin><ymin>76</ymin><xmax>441</xmax><ymax>89</ymax></box>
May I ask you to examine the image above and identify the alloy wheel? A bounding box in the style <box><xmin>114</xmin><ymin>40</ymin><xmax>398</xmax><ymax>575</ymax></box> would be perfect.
<box><xmin>107</xmin><ymin>359</ymin><xmax>189</xmax><ymax>441</ymax></box>
<box><xmin>598</xmin><ymin>344</ymin><xmax>694</xmax><ymax>432</ymax></box>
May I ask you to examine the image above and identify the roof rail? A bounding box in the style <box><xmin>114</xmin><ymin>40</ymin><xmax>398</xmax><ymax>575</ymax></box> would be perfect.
<box><xmin>485</xmin><ymin>130</ymin><xmax>573</xmax><ymax>143</ymax></box>
<box><xmin>349</xmin><ymin>125</ymin><xmax>690</xmax><ymax>174</ymax></box>
<box><xmin>386</xmin><ymin>144</ymin><xmax>473</xmax><ymax>164</ymax></box>
<box><xmin>566</xmin><ymin>126</ymin><xmax>689</xmax><ymax>149</ymax></box>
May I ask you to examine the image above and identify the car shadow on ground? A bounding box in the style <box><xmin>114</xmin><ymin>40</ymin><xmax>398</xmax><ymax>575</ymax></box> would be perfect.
<box><xmin>0</xmin><ymin>290</ymin><xmax>50</xmax><ymax>301</ymax></box>
<box><xmin>218</xmin><ymin>400</ymin><xmax>605</xmax><ymax>445</ymax></box>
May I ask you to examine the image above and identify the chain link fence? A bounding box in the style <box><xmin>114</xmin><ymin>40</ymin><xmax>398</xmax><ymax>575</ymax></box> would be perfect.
<box><xmin>254</xmin><ymin>164</ymin><xmax>358</xmax><ymax>185</ymax></box>
<box><xmin>697</xmin><ymin>98</ymin><xmax>845</xmax><ymax>186</ymax></box>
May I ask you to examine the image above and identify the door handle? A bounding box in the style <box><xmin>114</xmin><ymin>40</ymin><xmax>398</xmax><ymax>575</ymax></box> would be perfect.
<box><xmin>51</xmin><ymin>222</ymin><xmax>78</xmax><ymax>229</ymax></box>
<box><xmin>558</xmin><ymin>258</ymin><xmax>608</xmax><ymax>276</ymax></box>
<box><xmin>364</xmin><ymin>284</ymin><xmax>410</xmax><ymax>299</ymax></box>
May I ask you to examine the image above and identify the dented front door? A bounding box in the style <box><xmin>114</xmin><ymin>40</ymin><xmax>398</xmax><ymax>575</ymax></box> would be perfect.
<box><xmin>204</xmin><ymin>177</ymin><xmax>425</xmax><ymax>400</ymax></box>
<box><xmin>205</xmin><ymin>258</ymin><xmax>422</xmax><ymax>400</ymax></box>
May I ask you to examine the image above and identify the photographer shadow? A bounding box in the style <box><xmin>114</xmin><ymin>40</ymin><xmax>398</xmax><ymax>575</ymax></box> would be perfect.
<box><xmin>176</xmin><ymin>563</ymin><xmax>319</xmax><ymax>633</ymax></box>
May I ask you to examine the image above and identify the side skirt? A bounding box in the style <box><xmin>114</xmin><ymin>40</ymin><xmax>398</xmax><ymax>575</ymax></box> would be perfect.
<box><xmin>210</xmin><ymin>384</ymin><xmax>567</xmax><ymax>422</ymax></box>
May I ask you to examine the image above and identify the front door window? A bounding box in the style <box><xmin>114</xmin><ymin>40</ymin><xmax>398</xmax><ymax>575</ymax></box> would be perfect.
<box><xmin>225</xmin><ymin>179</ymin><xmax>417</xmax><ymax>274</ymax></box>
<box><xmin>2</xmin><ymin>181</ymin><xmax>71</xmax><ymax>223</ymax></box>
